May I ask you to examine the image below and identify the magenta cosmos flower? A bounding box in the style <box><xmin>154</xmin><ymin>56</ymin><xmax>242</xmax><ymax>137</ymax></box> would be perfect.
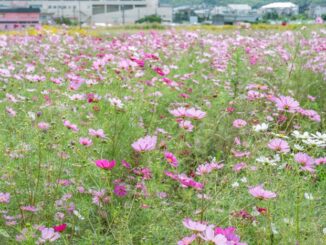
<box><xmin>249</xmin><ymin>185</ymin><xmax>277</xmax><ymax>199</ymax></box>
<box><xmin>268</xmin><ymin>138</ymin><xmax>290</xmax><ymax>153</ymax></box>
<box><xmin>232</xmin><ymin>119</ymin><xmax>247</xmax><ymax>128</ymax></box>
<box><xmin>164</xmin><ymin>152</ymin><xmax>178</xmax><ymax>167</ymax></box>
<box><xmin>274</xmin><ymin>96</ymin><xmax>300</xmax><ymax>113</ymax></box>
<box><xmin>131</xmin><ymin>135</ymin><xmax>157</xmax><ymax>152</ymax></box>
<box><xmin>95</xmin><ymin>159</ymin><xmax>116</xmax><ymax>170</ymax></box>
<box><xmin>114</xmin><ymin>185</ymin><xmax>127</xmax><ymax>197</ymax></box>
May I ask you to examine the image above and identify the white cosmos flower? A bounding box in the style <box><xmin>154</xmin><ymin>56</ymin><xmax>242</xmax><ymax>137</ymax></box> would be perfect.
<box><xmin>253</xmin><ymin>123</ymin><xmax>269</xmax><ymax>132</ymax></box>
<box><xmin>304</xmin><ymin>193</ymin><xmax>314</xmax><ymax>200</ymax></box>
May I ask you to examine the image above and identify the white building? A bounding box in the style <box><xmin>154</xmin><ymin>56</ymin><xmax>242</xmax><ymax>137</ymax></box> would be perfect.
<box><xmin>227</xmin><ymin>4</ymin><xmax>252</xmax><ymax>14</ymax></box>
<box><xmin>309</xmin><ymin>4</ymin><xmax>326</xmax><ymax>18</ymax></box>
<box><xmin>0</xmin><ymin>0</ymin><xmax>172</xmax><ymax>24</ymax></box>
<box><xmin>260</xmin><ymin>2</ymin><xmax>299</xmax><ymax>16</ymax></box>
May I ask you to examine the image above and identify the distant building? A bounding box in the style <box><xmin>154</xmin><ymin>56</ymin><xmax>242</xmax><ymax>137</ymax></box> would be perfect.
<box><xmin>260</xmin><ymin>2</ymin><xmax>299</xmax><ymax>16</ymax></box>
<box><xmin>227</xmin><ymin>4</ymin><xmax>252</xmax><ymax>14</ymax></box>
<box><xmin>211</xmin><ymin>4</ymin><xmax>259</xmax><ymax>25</ymax></box>
<box><xmin>309</xmin><ymin>4</ymin><xmax>326</xmax><ymax>18</ymax></box>
<box><xmin>0</xmin><ymin>8</ymin><xmax>40</xmax><ymax>30</ymax></box>
<box><xmin>0</xmin><ymin>0</ymin><xmax>172</xmax><ymax>25</ymax></box>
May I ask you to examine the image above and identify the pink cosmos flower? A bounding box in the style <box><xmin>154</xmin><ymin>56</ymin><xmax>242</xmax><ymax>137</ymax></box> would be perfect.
<box><xmin>294</xmin><ymin>152</ymin><xmax>315</xmax><ymax>173</ymax></box>
<box><xmin>79</xmin><ymin>137</ymin><xmax>93</xmax><ymax>147</ymax></box>
<box><xmin>298</xmin><ymin>109</ymin><xmax>321</xmax><ymax>122</ymax></box>
<box><xmin>233</xmin><ymin>119</ymin><xmax>247</xmax><ymax>128</ymax></box>
<box><xmin>91</xmin><ymin>189</ymin><xmax>110</xmax><ymax>206</ymax></box>
<box><xmin>178</xmin><ymin>174</ymin><xmax>204</xmax><ymax>190</ymax></box>
<box><xmin>177</xmin><ymin>234</ymin><xmax>197</xmax><ymax>245</ymax></box>
<box><xmin>274</xmin><ymin>96</ymin><xmax>300</xmax><ymax>113</ymax></box>
<box><xmin>315</xmin><ymin>16</ymin><xmax>324</xmax><ymax>24</ymax></box>
<box><xmin>114</xmin><ymin>185</ymin><xmax>127</xmax><ymax>197</ymax></box>
<box><xmin>131</xmin><ymin>135</ymin><xmax>157</xmax><ymax>152</ymax></box>
<box><xmin>38</xmin><ymin>122</ymin><xmax>50</xmax><ymax>131</ymax></box>
<box><xmin>249</xmin><ymin>185</ymin><xmax>277</xmax><ymax>199</ymax></box>
<box><xmin>199</xmin><ymin>225</ymin><xmax>228</xmax><ymax>245</ymax></box>
<box><xmin>88</xmin><ymin>128</ymin><xmax>106</xmax><ymax>138</ymax></box>
<box><xmin>185</xmin><ymin>108</ymin><xmax>206</xmax><ymax>120</ymax></box>
<box><xmin>0</xmin><ymin>192</ymin><xmax>10</xmax><ymax>203</ymax></box>
<box><xmin>195</xmin><ymin>162</ymin><xmax>223</xmax><ymax>176</ymax></box>
<box><xmin>182</xmin><ymin>218</ymin><xmax>207</xmax><ymax>232</ymax></box>
<box><xmin>38</xmin><ymin>228</ymin><xmax>60</xmax><ymax>244</ymax></box>
<box><xmin>214</xmin><ymin>226</ymin><xmax>241</xmax><ymax>243</ymax></box>
<box><xmin>233</xmin><ymin>162</ymin><xmax>247</xmax><ymax>172</ymax></box>
<box><xmin>268</xmin><ymin>138</ymin><xmax>290</xmax><ymax>153</ymax></box>
<box><xmin>315</xmin><ymin>157</ymin><xmax>326</xmax><ymax>165</ymax></box>
<box><xmin>20</xmin><ymin>205</ymin><xmax>38</xmax><ymax>212</ymax></box>
<box><xmin>63</xmin><ymin>120</ymin><xmax>79</xmax><ymax>132</ymax></box>
<box><xmin>164</xmin><ymin>152</ymin><xmax>178</xmax><ymax>167</ymax></box>
<box><xmin>178</xmin><ymin>120</ymin><xmax>194</xmax><ymax>132</ymax></box>
<box><xmin>95</xmin><ymin>159</ymin><xmax>116</xmax><ymax>170</ymax></box>
<box><xmin>169</xmin><ymin>107</ymin><xmax>188</xmax><ymax>117</ymax></box>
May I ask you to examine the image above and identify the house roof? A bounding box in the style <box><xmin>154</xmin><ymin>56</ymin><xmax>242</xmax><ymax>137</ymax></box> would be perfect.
<box><xmin>0</xmin><ymin>8</ymin><xmax>40</xmax><ymax>13</ymax></box>
<box><xmin>261</xmin><ymin>2</ymin><xmax>297</xmax><ymax>9</ymax></box>
<box><xmin>227</xmin><ymin>4</ymin><xmax>252</xmax><ymax>11</ymax></box>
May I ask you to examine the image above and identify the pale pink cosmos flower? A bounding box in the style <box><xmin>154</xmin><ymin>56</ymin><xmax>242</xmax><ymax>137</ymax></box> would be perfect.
<box><xmin>233</xmin><ymin>119</ymin><xmax>247</xmax><ymax>128</ymax></box>
<box><xmin>185</xmin><ymin>108</ymin><xmax>206</xmax><ymax>120</ymax></box>
<box><xmin>89</xmin><ymin>128</ymin><xmax>106</xmax><ymax>138</ymax></box>
<box><xmin>196</xmin><ymin>162</ymin><xmax>223</xmax><ymax>176</ymax></box>
<box><xmin>177</xmin><ymin>234</ymin><xmax>197</xmax><ymax>245</ymax></box>
<box><xmin>0</xmin><ymin>192</ymin><xmax>10</xmax><ymax>203</ymax></box>
<box><xmin>249</xmin><ymin>185</ymin><xmax>277</xmax><ymax>199</ymax></box>
<box><xmin>169</xmin><ymin>107</ymin><xmax>187</xmax><ymax>117</ymax></box>
<box><xmin>164</xmin><ymin>152</ymin><xmax>178</xmax><ymax>167</ymax></box>
<box><xmin>95</xmin><ymin>159</ymin><xmax>116</xmax><ymax>170</ymax></box>
<box><xmin>37</xmin><ymin>228</ymin><xmax>60</xmax><ymax>244</ymax></box>
<box><xmin>38</xmin><ymin>122</ymin><xmax>50</xmax><ymax>131</ymax></box>
<box><xmin>199</xmin><ymin>225</ymin><xmax>228</xmax><ymax>245</ymax></box>
<box><xmin>268</xmin><ymin>138</ymin><xmax>290</xmax><ymax>153</ymax></box>
<box><xmin>6</xmin><ymin>107</ymin><xmax>16</xmax><ymax>117</ymax></box>
<box><xmin>178</xmin><ymin>120</ymin><xmax>194</xmax><ymax>132</ymax></box>
<box><xmin>79</xmin><ymin>137</ymin><xmax>93</xmax><ymax>147</ymax></box>
<box><xmin>182</xmin><ymin>218</ymin><xmax>207</xmax><ymax>232</ymax></box>
<box><xmin>274</xmin><ymin>96</ymin><xmax>300</xmax><ymax>113</ymax></box>
<box><xmin>132</xmin><ymin>135</ymin><xmax>157</xmax><ymax>152</ymax></box>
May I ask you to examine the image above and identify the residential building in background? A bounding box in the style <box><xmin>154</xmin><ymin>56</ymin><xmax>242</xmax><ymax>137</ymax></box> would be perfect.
<box><xmin>260</xmin><ymin>2</ymin><xmax>299</xmax><ymax>16</ymax></box>
<box><xmin>0</xmin><ymin>7</ymin><xmax>40</xmax><ymax>30</ymax></box>
<box><xmin>0</xmin><ymin>0</ymin><xmax>172</xmax><ymax>25</ymax></box>
<box><xmin>309</xmin><ymin>4</ymin><xmax>326</xmax><ymax>18</ymax></box>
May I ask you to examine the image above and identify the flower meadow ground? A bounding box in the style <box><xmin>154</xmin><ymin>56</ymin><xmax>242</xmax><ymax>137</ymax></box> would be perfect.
<box><xmin>0</xmin><ymin>26</ymin><xmax>325</xmax><ymax>245</ymax></box>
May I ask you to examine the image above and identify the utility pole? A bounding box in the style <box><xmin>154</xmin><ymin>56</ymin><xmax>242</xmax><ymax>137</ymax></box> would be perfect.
<box><xmin>78</xmin><ymin>0</ymin><xmax>81</xmax><ymax>28</ymax></box>
<box><xmin>122</xmin><ymin>5</ymin><xmax>125</xmax><ymax>24</ymax></box>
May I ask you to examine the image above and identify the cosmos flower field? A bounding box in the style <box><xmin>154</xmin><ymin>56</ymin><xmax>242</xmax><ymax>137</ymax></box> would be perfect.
<box><xmin>0</xmin><ymin>26</ymin><xmax>325</xmax><ymax>244</ymax></box>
